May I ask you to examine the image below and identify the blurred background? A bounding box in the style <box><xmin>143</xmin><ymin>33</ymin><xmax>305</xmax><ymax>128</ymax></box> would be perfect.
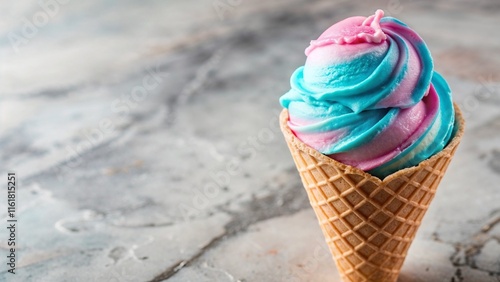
<box><xmin>1</xmin><ymin>0</ymin><xmax>499</xmax><ymax>281</ymax></box>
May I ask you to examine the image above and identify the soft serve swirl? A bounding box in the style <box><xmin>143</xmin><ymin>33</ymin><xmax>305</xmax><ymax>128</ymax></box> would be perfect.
<box><xmin>280</xmin><ymin>10</ymin><xmax>455</xmax><ymax>178</ymax></box>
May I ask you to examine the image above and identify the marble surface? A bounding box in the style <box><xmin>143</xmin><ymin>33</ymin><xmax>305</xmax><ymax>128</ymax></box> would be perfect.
<box><xmin>1</xmin><ymin>0</ymin><xmax>500</xmax><ymax>281</ymax></box>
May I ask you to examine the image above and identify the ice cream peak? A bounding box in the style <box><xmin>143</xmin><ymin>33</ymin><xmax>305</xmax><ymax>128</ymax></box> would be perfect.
<box><xmin>279</xmin><ymin>10</ymin><xmax>455</xmax><ymax>178</ymax></box>
<box><xmin>305</xmin><ymin>9</ymin><xmax>387</xmax><ymax>55</ymax></box>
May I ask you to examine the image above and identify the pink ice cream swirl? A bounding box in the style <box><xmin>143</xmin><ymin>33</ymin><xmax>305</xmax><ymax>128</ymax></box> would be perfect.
<box><xmin>280</xmin><ymin>10</ymin><xmax>455</xmax><ymax>178</ymax></box>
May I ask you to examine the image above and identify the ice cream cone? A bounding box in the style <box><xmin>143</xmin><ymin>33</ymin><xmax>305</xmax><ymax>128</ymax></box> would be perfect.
<box><xmin>280</xmin><ymin>104</ymin><xmax>465</xmax><ymax>282</ymax></box>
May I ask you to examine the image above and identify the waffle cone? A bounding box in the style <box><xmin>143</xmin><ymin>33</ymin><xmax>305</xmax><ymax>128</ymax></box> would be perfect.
<box><xmin>280</xmin><ymin>104</ymin><xmax>465</xmax><ymax>282</ymax></box>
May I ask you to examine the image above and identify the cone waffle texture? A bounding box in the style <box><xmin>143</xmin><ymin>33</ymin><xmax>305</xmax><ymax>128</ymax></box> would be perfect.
<box><xmin>280</xmin><ymin>104</ymin><xmax>465</xmax><ymax>282</ymax></box>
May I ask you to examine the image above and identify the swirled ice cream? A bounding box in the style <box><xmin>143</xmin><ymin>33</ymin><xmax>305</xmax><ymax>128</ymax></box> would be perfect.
<box><xmin>280</xmin><ymin>10</ymin><xmax>455</xmax><ymax>178</ymax></box>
